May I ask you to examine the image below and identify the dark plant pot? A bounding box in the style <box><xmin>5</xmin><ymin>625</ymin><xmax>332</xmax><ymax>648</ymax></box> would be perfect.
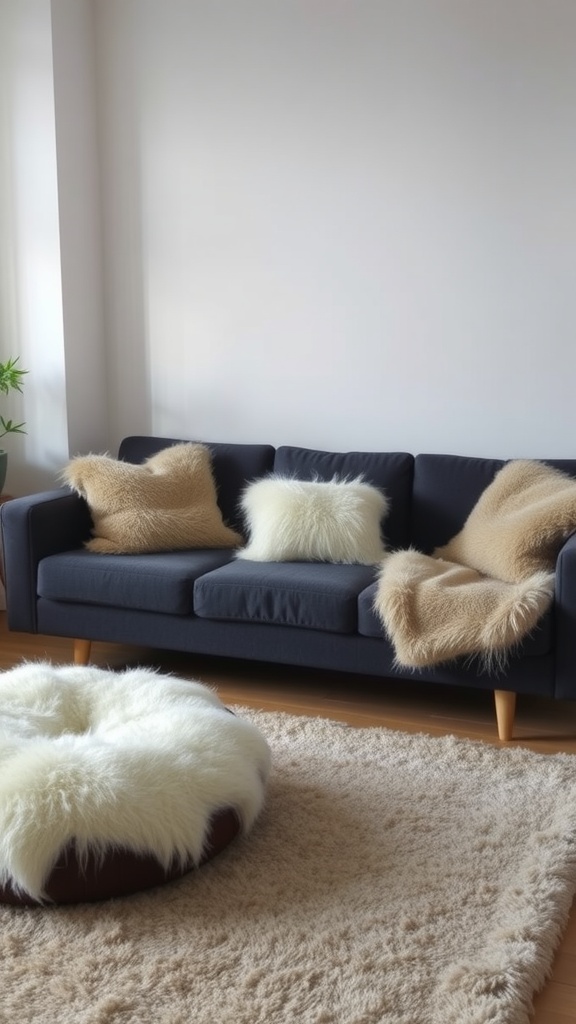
<box><xmin>0</xmin><ymin>451</ymin><xmax>7</xmax><ymax>494</ymax></box>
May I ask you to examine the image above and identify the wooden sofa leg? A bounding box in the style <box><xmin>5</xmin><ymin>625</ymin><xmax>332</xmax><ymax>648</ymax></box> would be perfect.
<box><xmin>494</xmin><ymin>689</ymin><xmax>516</xmax><ymax>742</ymax></box>
<box><xmin>74</xmin><ymin>639</ymin><xmax>92</xmax><ymax>665</ymax></box>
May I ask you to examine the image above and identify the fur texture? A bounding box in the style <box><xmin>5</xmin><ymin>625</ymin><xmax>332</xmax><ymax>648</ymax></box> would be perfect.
<box><xmin>62</xmin><ymin>442</ymin><xmax>242</xmax><ymax>554</ymax></box>
<box><xmin>237</xmin><ymin>475</ymin><xmax>389</xmax><ymax>564</ymax></box>
<box><xmin>0</xmin><ymin>663</ymin><xmax>271</xmax><ymax>901</ymax></box>
<box><xmin>375</xmin><ymin>549</ymin><xmax>554</xmax><ymax>670</ymax></box>
<box><xmin>374</xmin><ymin>459</ymin><xmax>576</xmax><ymax>670</ymax></box>
<box><xmin>2</xmin><ymin>710</ymin><xmax>576</xmax><ymax>1022</ymax></box>
<box><xmin>436</xmin><ymin>459</ymin><xmax>576</xmax><ymax>583</ymax></box>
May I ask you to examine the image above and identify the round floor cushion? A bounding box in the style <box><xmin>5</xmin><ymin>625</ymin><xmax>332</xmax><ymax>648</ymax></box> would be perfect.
<box><xmin>0</xmin><ymin>662</ymin><xmax>271</xmax><ymax>906</ymax></box>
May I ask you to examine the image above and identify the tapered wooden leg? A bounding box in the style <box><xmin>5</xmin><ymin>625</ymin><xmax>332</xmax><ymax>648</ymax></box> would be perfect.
<box><xmin>494</xmin><ymin>689</ymin><xmax>516</xmax><ymax>742</ymax></box>
<box><xmin>73</xmin><ymin>639</ymin><xmax>92</xmax><ymax>665</ymax></box>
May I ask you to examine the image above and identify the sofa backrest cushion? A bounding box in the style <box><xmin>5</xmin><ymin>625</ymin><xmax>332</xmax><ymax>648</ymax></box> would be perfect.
<box><xmin>272</xmin><ymin>446</ymin><xmax>414</xmax><ymax>550</ymax></box>
<box><xmin>411</xmin><ymin>455</ymin><xmax>505</xmax><ymax>553</ymax></box>
<box><xmin>544</xmin><ymin>459</ymin><xmax>576</xmax><ymax>479</ymax></box>
<box><xmin>118</xmin><ymin>437</ymin><xmax>276</xmax><ymax>532</ymax></box>
<box><xmin>411</xmin><ymin>455</ymin><xmax>576</xmax><ymax>554</ymax></box>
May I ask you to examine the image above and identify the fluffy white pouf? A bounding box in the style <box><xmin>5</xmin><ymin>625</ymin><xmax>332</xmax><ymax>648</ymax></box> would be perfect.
<box><xmin>0</xmin><ymin>662</ymin><xmax>271</xmax><ymax>902</ymax></box>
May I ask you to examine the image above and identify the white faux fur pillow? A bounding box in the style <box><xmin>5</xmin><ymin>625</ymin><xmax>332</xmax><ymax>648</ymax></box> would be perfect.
<box><xmin>237</xmin><ymin>476</ymin><xmax>389</xmax><ymax>564</ymax></box>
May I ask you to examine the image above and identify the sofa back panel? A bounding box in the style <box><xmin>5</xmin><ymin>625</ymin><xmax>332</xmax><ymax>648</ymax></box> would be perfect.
<box><xmin>272</xmin><ymin>446</ymin><xmax>414</xmax><ymax>550</ymax></box>
<box><xmin>411</xmin><ymin>454</ymin><xmax>505</xmax><ymax>553</ymax></box>
<box><xmin>118</xmin><ymin>436</ymin><xmax>276</xmax><ymax>531</ymax></box>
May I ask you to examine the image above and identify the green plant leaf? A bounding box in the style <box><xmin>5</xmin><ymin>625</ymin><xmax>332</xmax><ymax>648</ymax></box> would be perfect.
<box><xmin>0</xmin><ymin>357</ymin><xmax>27</xmax><ymax>436</ymax></box>
<box><xmin>0</xmin><ymin>356</ymin><xmax>28</xmax><ymax>395</ymax></box>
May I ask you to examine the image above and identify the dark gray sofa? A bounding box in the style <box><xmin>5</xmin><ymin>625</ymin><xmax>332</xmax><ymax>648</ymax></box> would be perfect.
<box><xmin>3</xmin><ymin>435</ymin><xmax>576</xmax><ymax>741</ymax></box>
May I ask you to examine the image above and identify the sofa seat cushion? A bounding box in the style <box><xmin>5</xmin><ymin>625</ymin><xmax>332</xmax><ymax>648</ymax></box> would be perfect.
<box><xmin>357</xmin><ymin>580</ymin><xmax>554</xmax><ymax>657</ymax></box>
<box><xmin>194</xmin><ymin>561</ymin><xmax>378</xmax><ymax>633</ymax></box>
<box><xmin>37</xmin><ymin>549</ymin><xmax>237</xmax><ymax>615</ymax></box>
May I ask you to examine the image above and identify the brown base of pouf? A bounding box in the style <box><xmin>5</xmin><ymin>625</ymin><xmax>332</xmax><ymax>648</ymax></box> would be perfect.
<box><xmin>0</xmin><ymin>808</ymin><xmax>240</xmax><ymax>907</ymax></box>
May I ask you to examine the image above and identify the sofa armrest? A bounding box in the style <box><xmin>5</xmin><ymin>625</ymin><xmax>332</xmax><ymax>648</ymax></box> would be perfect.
<box><xmin>553</xmin><ymin>532</ymin><xmax>576</xmax><ymax>699</ymax></box>
<box><xmin>1</xmin><ymin>489</ymin><xmax>93</xmax><ymax>632</ymax></box>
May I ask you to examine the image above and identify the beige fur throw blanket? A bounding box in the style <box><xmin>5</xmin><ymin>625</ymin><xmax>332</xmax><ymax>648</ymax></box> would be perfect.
<box><xmin>374</xmin><ymin>460</ymin><xmax>576</xmax><ymax>670</ymax></box>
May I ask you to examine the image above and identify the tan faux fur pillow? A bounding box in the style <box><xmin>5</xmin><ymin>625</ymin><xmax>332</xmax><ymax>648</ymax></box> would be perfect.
<box><xmin>435</xmin><ymin>459</ymin><xmax>576</xmax><ymax>583</ymax></box>
<box><xmin>62</xmin><ymin>443</ymin><xmax>242</xmax><ymax>554</ymax></box>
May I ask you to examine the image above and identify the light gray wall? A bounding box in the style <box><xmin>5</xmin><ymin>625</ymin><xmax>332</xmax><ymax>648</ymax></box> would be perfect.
<box><xmin>51</xmin><ymin>0</ymin><xmax>108</xmax><ymax>457</ymax></box>
<box><xmin>0</xmin><ymin>0</ymin><xmax>107</xmax><ymax>495</ymax></box>
<box><xmin>94</xmin><ymin>0</ymin><xmax>576</xmax><ymax>458</ymax></box>
<box><xmin>2</xmin><ymin>1</ymin><xmax>576</xmax><ymax>498</ymax></box>
<box><xmin>0</xmin><ymin>0</ymin><xmax>69</xmax><ymax>496</ymax></box>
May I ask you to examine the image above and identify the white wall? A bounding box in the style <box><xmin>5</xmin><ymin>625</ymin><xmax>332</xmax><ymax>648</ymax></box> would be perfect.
<box><xmin>0</xmin><ymin>0</ymin><xmax>69</xmax><ymax>495</ymax></box>
<box><xmin>2</xmin><ymin>1</ymin><xmax>576</xmax><ymax>498</ymax></box>
<box><xmin>51</xmin><ymin>0</ymin><xmax>109</xmax><ymax>457</ymax></box>
<box><xmin>94</xmin><ymin>0</ymin><xmax>576</xmax><ymax>459</ymax></box>
<box><xmin>0</xmin><ymin>0</ymin><xmax>107</xmax><ymax>495</ymax></box>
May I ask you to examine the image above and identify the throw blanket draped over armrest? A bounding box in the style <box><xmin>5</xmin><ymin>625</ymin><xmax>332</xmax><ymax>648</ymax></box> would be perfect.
<box><xmin>375</xmin><ymin>551</ymin><xmax>553</xmax><ymax>670</ymax></box>
<box><xmin>374</xmin><ymin>460</ymin><xmax>576</xmax><ymax>670</ymax></box>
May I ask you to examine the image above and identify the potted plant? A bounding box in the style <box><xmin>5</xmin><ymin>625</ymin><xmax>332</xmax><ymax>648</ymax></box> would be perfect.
<box><xmin>0</xmin><ymin>357</ymin><xmax>27</xmax><ymax>493</ymax></box>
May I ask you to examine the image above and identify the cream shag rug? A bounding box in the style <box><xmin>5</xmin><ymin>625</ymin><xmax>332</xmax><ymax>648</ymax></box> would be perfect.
<box><xmin>2</xmin><ymin>709</ymin><xmax>576</xmax><ymax>1024</ymax></box>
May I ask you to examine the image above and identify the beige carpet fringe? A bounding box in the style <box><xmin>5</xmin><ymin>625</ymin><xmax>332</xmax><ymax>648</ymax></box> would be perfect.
<box><xmin>2</xmin><ymin>708</ymin><xmax>576</xmax><ymax>1024</ymax></box>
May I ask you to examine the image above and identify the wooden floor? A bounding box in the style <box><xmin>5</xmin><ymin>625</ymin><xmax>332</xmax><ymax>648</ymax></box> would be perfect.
<box><xmin>1</xmin><ymin>613</ymin><xmax>575</xmax><ymax>1022</ymax></box>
